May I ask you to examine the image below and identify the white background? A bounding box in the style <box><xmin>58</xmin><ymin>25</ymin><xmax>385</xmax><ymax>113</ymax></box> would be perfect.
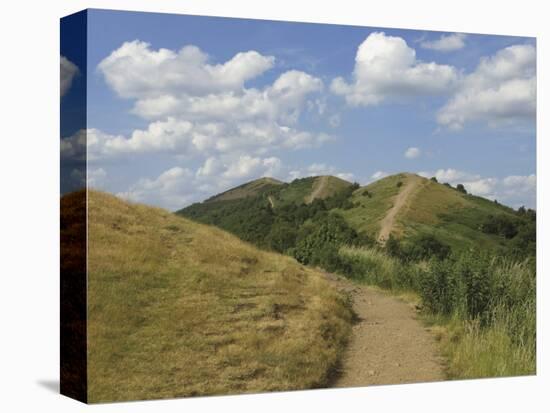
<box><xmin>0</xmin><ymin>0</ymin><xmax>547</xmax><ymax>411</ymax></box>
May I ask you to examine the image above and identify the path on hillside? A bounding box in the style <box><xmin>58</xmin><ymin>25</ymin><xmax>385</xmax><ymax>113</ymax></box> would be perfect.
<box><xmin>378</xmin><ymin>178</ymin><xmax>420</xmax><ymax>243</ymax></box>
<box><xmin>307</xmin><ymin>176</ymin><xmax>329</xmax><ymax>204</ymax></box>
<box><xmin>267</xmin><ymin>195</ymin><xmax>275</xmax><ymax>208</ymax></box>
<box><xmin>325</xmin><ymin>273</ymin><xmax>445</xmax><ymax>387</ymax></box>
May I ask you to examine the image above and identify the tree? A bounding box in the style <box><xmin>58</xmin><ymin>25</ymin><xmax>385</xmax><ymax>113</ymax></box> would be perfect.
<box><xmin>456</xmin><ymin>184</ymin><xmax>467</xmax><ymax>194</ymax></box>
<box><xmin>430</xmin><ymin>177</ymin><xmax>438</xmax><ymax>183</ymax></box>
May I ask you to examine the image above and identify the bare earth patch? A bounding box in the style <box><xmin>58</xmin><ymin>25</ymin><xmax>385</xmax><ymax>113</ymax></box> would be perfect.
<box><xmin>325</xmin><ymin>273</ymin><xmax>446</xmax><ymax>387</ymax></box>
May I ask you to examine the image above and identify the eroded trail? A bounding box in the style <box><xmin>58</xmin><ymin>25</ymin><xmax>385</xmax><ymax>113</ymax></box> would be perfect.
<box><xmin>378</xmin><ymin>177</ymin><xmax>421</xmax><ymax>242</ymax></box>
<box><xmin>325</xmin><ymin>273</ymin><xmax>445</xmax><ymax>387</ymax></box>
<box><xmin>306</xmin><ymin>176</ymin><xmax>328</xmax><ymax>204</ymax></box>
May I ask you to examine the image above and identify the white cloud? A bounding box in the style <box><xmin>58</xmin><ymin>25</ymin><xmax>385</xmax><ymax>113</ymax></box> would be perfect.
<box><xmin>404</xmin><ymin>147</ymin><xmax>421</xmax><ymax>159</ymax></box>
<box><xmin>418</xmin><ymin>168</ymin><xmax>536</xmax><ymax>207</ymax></box>
<box><xmin>60</xmin><ymin>56</ymin><xmax>78</xmax><ymax>97</ymax></box>
<box><xmin>438</xmin><ymin>44</ymin><xmax>536</xmax><ymax>129</ymax></box>
<box><xmin>98</xmin><ymin>41</ymin><xmax>275</xmax><ymax>99</ymax></box>
<box><xmin>67</xmin><ymin>121</ymin><xmax>330</xmax><ymax>162</ymax></box>
<box><xmin>331</xmin><ymin>32</ymin><xmax>458</xmax><ymax>106</ymax></box>
<box><xmin>60</xmin><ymin>129</ymin><xmax>87</xmax><ymax>161</ymax></box>
<box><xmin>418</xmin><ymin>168</ymin><xmax>478</xmax><ymax>183</ymax></box>
<box><xmin>118</xmin><ymin>167</ymin><xmax>196</xmax><ymax>210</ymax></box>
<box><xmin>421</xmin><ymin>33</ymin><xmax>466</xmax><ymax>52</ymax></box>
<box><xmin>93</xmin><ymin>42</ymin><xmax>329</xmax><ymax>164</ymax></box>
<box><xmin>221</xmin><ymin>155</ymin><xmax>282</xmax><ymax>180</ymax></box>
<box><xmin>131</xmin><ymin>69</ymin><xmax>323</xmax><ymax>124</ymax></box>
<box><xmin>371</xmin><ymin>171</ymin><xmax>389</xmax><ymax>180</ymax></box>
<box><xmin>87</xmin><ymin>168</ymin><xmax>107</xmax><ymax>188</ymax></box>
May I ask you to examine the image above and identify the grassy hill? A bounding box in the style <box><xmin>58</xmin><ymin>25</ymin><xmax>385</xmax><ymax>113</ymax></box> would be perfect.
<box><xmin>180</xmin><ymin>172</ymin><xmax>533</xmax><ymax>257</ymax></box>
<box><xmin>337</xmin><ymin>172</ymin><xmax>525</xmax><ymax>252</ymax></box>
<box><xmin>85</xmin><ymin>190</ymin><xmax>352</xmax><ymax>402</ymax></box>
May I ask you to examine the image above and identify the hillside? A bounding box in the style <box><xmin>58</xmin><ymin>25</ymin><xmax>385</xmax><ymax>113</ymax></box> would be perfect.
<box><xmin>85</xmin><ymin>191</ymin><xmax>352</xmax><ymax>402</ymax></box>
<box><xmin>205</xmin><ymin>177</ymin><xmax>284</xmax><ymax>203</ymax></box>
<box><xmin>337</xmin><ymin>172</ymin><xmax>528</xmax><ymax>252</ymax></box>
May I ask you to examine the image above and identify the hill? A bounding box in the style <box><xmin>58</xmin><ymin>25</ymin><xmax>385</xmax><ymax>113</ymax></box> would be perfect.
<box><xmin>203</xmin><ymin>175</ymin><xmax>353</xmax><ymax>206</ymax></box>
<box><xmin>337</xmin><ymin>173</ymin><xmax>531</xmax><ymax>253</ymax></box>
<box><xmin>85</xmin><ymin>190</ymin><xmax>352</xmax><ymax>402</ymax></box>
<box><xmin>179</xmin><ymin>172</ymin><xmax>534</xmax><ymax>258</ymax></box>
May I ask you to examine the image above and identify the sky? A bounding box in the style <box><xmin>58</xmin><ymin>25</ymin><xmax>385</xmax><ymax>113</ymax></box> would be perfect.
<box><xmin>60</xmin><ymin>9</ymin><xmax>536</xmax><ymax>210</ymax></box>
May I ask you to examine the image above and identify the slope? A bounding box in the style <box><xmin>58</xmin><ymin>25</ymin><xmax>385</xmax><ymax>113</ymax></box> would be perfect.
<box><xmin>85</xmin><ymin>190</ymin><xmax>353</xmax><ymax>402</ymax></box>
<box><xmin>338</xmin><ymin>173</ymin><xmax>522</xmax><ymax>252</ymax></box>
<box><xmin>205</xmin><ymin>177</ymin><xmax>283</xmax><ymax>203</ymax></box>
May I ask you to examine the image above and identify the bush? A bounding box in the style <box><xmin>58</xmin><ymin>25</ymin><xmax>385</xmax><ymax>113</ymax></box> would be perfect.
<box><xmin>396</xmin><ymin>181</ymin><xmax>403</xmax><ymax>188</ymax></box>
<box><xmin>456</xmin><ymin>184</ymin><xmax>467</xmax><ymax>194</ymax></box>
<box><xmin>481</xmin><ymin>214</ymin><xmax>519</xmax><ymax>239</ymax></box>
<box><xmin>405</xmin><ymin>234</ymin><xmax>451</xmax><ymax>261</ymax></box>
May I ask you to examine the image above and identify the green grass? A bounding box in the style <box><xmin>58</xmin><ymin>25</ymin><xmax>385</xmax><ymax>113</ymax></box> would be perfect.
<box><xmin>337</xmin><ymin>173</ymin><xmax>407</xmax><ymax>235</ymax></box>
<box><xmin>87</xmin><ymin>191</ymin><xmax>352</xmax><ymax>402</ymax></box>
<box><xmin>337</xmin><ymin>173</ymin><xmax>523</xmax><ymax>253</ymax></box>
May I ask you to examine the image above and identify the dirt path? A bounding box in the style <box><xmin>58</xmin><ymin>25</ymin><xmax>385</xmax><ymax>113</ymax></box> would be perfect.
<box><xmin>268</xmin><ymin>195</ymin><xmax>275</xmax><ymax>208</ymax></box>
<box><xmin>306</xmin><ymin>176</ymin><xmax>328</xmax><ymax>204</ymax></box>
<box><xmin>325</xmin><ymin>273</ymin><xmax>445</xmax><ymax>388</ymax></box>
<box><xmin>378</xmin><ymin>177</ymin><xmax>420</xmax><ymax>243</ymax></box>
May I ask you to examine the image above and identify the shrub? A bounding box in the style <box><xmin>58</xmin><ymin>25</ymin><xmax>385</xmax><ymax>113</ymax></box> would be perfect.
<box><xmin>396</xmin><ymin>181</ymin><xmax>403</xmax><ymax>188</ymax></box>
<box><xmin>481</xmin><ymin>214</ymin><xmax>519</xmax><ymax>239</ymax></box>
<box><xmin>405</xmin><ymin>234</ymin><xmax>451</xmax><ymax>261</ymax></box>
<box><xmin>456</xmin><ymin>184</ymin><xmax>467</xmax><ymax>194</ymax></box>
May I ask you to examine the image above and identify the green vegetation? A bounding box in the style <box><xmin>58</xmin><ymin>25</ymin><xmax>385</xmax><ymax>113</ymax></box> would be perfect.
<box><xmin>178</xmin><ymin>172</ymin><xmax>536</xmax><ymax>381</ymax></box>
<box><xmin>338</xmin><ymin>172</ymin><xmax>529</xmax><ymax>254</ymax></box>
<box><xmin>336</xmin><ymin>245</ymin><xmax>535</xmax><ymax>379</ymax></box>
<box><xmin>87</xmin><ymin>191</ymin><xmax>352</xmax><ymax>402</ymax></box>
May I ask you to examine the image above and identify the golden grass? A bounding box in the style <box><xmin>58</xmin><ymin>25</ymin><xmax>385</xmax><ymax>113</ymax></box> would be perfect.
<box><xmin>87</xmin><ymin>191</ymin><xmax>352</xmax><ymax>403</ymax></box>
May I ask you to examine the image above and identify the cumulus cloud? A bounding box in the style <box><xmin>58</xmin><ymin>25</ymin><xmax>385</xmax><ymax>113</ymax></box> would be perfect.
<box><xmin>93</xmin><ymin>41</ymin><xmax>329</xmax><ymax>163</ymax></box>
<box><xmin>61</xmin><ymin>56</ymin><xmax>79</xmax><ymax>97</ymax></box>
<box><xmin>60</xmin><ymin>129</ymin><xmax>87</xmax><ymax>161</ymax></box>
<box><xmin>331</xmin><ymin>32</ymin><xmax>458</xmax><ymax>106</ymax></box>
<box><xmin>221</xmin><ymin>155</ymin><xmax>282</xmax><ymax>180</ymax></box>
<box><xmin>421</xmin><ymin>33</ymin><xmax>466</xmax><ymax>52</ymax></box>
<box><xmin>404</xmin><ymin>147</ymin><xmax>421</xmax><ymax>159</ymax></box>
<box><xmin>98</xmin><ymin>41</ymin><xmax>275</xmax><ymax>98</ymax></box>
<box><xmin>438</xmin><ymin>44</ymin><xmax>536</xmax><ymax>129</ymax></box>
<box><xmin>118</xmin><ymin>167</ymin><xmax>196</xmax><ymax>210</ymax></box>
<box><xmin>418</xmin><ymin>168</ymin><xmax>536</xmax><ymax>207</ymax></box>
<box><xmin>64</xmin><ymin>122</ymin><xmax>330</xmax><ymax>162</ymax></box>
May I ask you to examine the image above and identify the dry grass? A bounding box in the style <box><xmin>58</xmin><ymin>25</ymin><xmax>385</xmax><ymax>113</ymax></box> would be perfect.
<box><xmin>87</xmin><ymin>191</ymin><xmax>352</xmax><ymax>403</ymax></box>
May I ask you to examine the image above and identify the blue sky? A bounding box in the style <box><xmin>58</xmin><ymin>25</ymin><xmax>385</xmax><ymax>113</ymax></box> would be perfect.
<box><xmin>61</xmin><ymin>9</ymin><xmax>536</xmax><ymax>209</ymax></box>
